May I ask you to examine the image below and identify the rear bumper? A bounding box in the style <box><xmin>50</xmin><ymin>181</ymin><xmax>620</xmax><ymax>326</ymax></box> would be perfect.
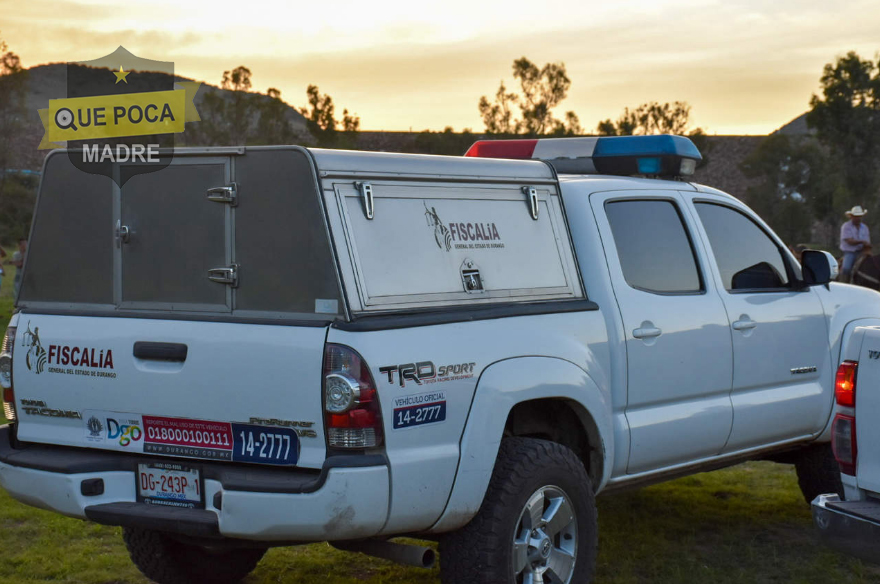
<box><xmin>812</xmin><ymin>493</ymin><xmax>880</xmax><ymax>564</ymax></box>
<box><xmin>0</xmin><ymin>425</ymin><xmax>389</xmax><ymax>542</ymax></box>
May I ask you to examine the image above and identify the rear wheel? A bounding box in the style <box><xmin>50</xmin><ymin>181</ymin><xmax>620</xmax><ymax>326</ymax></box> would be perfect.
<box><xmin>794</xmin><ymin>443</ymin><xmax>844</xmax><ymax>504</ymax></box>
<box><xmin>440</xmin><ymin>437</ymin><xmax>597</xmax><ymax>584</ymax></box>
<box><xmin>122</xmin><ymin>528</ymin><xmax>266</xmax><ymax>584</ymax></box>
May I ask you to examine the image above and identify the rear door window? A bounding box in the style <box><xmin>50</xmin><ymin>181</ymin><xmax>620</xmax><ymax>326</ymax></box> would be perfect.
<box><xmin>120</xmin><ymin>160</ymin><xmax>230</xmax><ymax>311</ymax></box>
<box><xmin>20</xmin><ymin>148</ymin><xmax>343</xmax><ymax>320</ymax></box>
<box><xmin>605</xmin><ymin>199</ymin><xmax>702</xmax><ymax>294</ymax></box>
<box><xmin>19</xmin><ymin>154</ymin><xmax>114</xmax><ymax>305</ymax></box>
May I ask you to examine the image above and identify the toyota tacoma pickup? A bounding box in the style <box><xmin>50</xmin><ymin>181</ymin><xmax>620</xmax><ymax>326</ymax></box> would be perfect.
<box><xmin>1</xmin><ymin>136</ymin><xmax>878</xmax><ymax>584</ymax></box>
<box><xmin>814</xmin><ymin>325</ymin><xmax>880</xmax><ymax>563</ymax></box>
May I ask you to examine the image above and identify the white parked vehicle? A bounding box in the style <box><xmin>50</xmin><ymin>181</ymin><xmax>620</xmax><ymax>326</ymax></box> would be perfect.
<box><xmin>814</xmin><ymin>325</ymin><xmax>880</xmax><ymax>563</ymax></box>
<box><xmin>0</xmin><ymin>136</ymin><xmax>877</xmax><ymax>584</ymax></box>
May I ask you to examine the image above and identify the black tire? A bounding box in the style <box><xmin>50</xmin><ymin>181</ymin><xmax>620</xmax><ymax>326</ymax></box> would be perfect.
<box><xmin>794</xmin><ymin>442</ymin><xmax>844</xmax><ymax>505</ymax></box>
<box><xmin>440</xmin><ymin>437</ymin><xmax>597</xmax><ymax>584</ymax></box>
<box><xmin>122</xmin><ymin>528</ymin><xmax>266</xmax><ymax>584</ymax></box>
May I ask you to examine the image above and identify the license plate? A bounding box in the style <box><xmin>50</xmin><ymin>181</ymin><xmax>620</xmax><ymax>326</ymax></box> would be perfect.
<box><xmin>136</xmin><ymin>462</ymin><xmax>203</xmax><ymax>508</ymax></box>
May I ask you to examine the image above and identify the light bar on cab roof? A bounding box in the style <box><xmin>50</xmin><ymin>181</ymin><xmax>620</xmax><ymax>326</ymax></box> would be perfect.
<box><xmin>464</xmin><ymin>134</ymin><xmax>702</xmax><ymax>178</ymax></box>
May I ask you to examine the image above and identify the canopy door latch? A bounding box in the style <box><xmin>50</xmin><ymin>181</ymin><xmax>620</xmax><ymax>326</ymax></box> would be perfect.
<box><xmin>356</xmin><ymin>181</ymin><xmax>374</xmax><ymax>220</ymax></box>
<box><xmin>461</xmin><ymin>258</ymin><xmax>484</xmax><ymax>293</ymax></box>
<box><xmin>522</xmin><ymin>186</ymin><xmax>539</xmax><ymax>220</ymax></box>
<box><xmin>207</xmin><ymin>183</ymin><xmax>238</xmax><ymax>206</ymax></box>
<box><xmin>208</xmin><ymin>264</ymin><xmax>239</xmax><ymax>287</ymax></box>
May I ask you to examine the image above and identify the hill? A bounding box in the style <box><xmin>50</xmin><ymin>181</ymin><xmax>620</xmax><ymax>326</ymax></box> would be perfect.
<box><xmin>773</xmin><ymin>113</ymin><xmax>811</xmax><ymax>136</ymax></box>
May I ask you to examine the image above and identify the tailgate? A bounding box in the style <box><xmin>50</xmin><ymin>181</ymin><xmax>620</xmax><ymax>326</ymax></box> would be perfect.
<box><xmin>857</xmin><ymin>327</ymin><xmax>880</xmax><ymax>491</ymax></box>
<box><xmin>13</xmin><ymin>315</ymin><xmax>328</xmax><ymax>469</ymax></box>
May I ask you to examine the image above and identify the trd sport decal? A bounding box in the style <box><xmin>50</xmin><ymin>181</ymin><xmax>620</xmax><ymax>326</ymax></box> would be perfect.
<box><xmin>379</xmin><ymin>361</ymin><xmax>476</xmax><ymax>387</ymax></box>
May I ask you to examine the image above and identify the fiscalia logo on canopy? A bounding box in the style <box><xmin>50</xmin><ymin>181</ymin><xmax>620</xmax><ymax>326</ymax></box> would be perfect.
<box><xmin>38</xmin><ymin>46</ymin><xmax>201</xmax><ymax>185</ymax></box>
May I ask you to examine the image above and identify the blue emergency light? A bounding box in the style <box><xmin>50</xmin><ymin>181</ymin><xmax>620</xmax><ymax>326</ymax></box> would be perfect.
<box><xmin>464</xmin><ymin>134</ymin><xmax>702</xmax><ymax>178</ymax></box>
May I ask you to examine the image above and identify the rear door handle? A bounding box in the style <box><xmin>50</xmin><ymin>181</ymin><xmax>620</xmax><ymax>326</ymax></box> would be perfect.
<box><xmin>633</xmin><ymin>326</ymin><xmax>662</xmax><ymax>339</ymax></box>
<box><xmin>133</xmin><ymin>342</ymin><xmax>188</xmax><ymax>362</ymax></box>
<box><xmin>732</xmin><ymin>319</ymin><xmax>757</xmax><ymax>331</ymax></box>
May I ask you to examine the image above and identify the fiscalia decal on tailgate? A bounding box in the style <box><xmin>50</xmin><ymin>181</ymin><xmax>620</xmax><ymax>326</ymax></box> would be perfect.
<box><xmin>82</xmin><ymin>411</ymin><xmax>299</xmax><ymax>465</ymax></box>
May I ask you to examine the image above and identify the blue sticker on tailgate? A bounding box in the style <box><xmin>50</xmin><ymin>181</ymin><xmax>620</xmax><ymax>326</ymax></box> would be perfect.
<box><xmin>231</xmin><ymin>423</ymin><xmax>299</xmax><ymax>465</ymax></box>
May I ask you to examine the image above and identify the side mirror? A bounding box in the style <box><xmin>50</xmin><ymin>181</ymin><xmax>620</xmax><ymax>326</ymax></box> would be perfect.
<box><xmin>801</xmin><ymin>250</ymin><xmax>838</xmax><ymax>286</ymax></box>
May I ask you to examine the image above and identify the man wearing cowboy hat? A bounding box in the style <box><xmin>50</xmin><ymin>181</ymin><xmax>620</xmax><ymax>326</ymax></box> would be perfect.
<box><xmin>840</xmin><ymin>205</ymin><xmax>871</xmax><ymax>279</ymax></box>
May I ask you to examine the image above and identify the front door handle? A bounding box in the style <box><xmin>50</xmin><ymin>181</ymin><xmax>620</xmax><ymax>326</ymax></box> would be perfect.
<box><xmin>732</xmin><ymin>318</ymin><xmax>757</xmax><ymax>331</ymax></box>
<box><xmin>633</xmin><ymin>326</ymin><xmax>662</xmax><ymax>339</ymax></box>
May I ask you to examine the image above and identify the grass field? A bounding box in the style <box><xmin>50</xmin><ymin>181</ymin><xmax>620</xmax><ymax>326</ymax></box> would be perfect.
<box><xmin>0</xmin><ymin>253</ymin><xmax>878</xmax><ymax>583</ymax></box>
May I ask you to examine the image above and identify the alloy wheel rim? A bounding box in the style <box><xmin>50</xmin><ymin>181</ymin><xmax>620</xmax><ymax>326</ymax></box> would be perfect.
<box><xmin>512</xmin><ymin>485</ymin><xmax>577</xmax><ymax>584</ymax></box>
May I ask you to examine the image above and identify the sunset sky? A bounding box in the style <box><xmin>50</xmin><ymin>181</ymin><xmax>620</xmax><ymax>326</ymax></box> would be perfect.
<box><xmin>3</xmin><ymin>0</ymin><xmax>878</xmax><ymax>134</ymax></box>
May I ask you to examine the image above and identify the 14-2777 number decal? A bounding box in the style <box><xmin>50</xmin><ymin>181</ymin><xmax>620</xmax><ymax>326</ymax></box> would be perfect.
<box><xmin>392</xmin><ymin>391</ymin><xmax>447</xmax><ymax>430</ymax></box>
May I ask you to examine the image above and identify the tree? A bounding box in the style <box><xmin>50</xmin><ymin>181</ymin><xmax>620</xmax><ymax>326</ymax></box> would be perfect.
<box><xmin>299</xmin><ymin>85</ymin><xmax>360</xmax><ymax>147</ymax></box>
<box><xmin>184</xmin><ymin>66</ymin><xmax>313</xmax><ymax>147</ymax></box>
<box><xmin>220</xmin><ymin>66</ymin><xmax>256</xmax><ymax>145</ymax></box>
<box><xmin>255</xmin><ymin>87</ymin><xmax>301</xmax><ymax>145</ymax></box>
<box><xmin>478</xmin><ymin>58</ymin><xmax>581</xmax><ymax>136</ymax></box>
<box><xmin>189</xmin><ymin>65</ymin><xmax>258</xmax><ymax>145</ymax></box>
<box><xmin>738</xmin><ymin>134</ymin><xmax>821</xmax><ymax>243</ymax></box>
<box><xmin>807</xmin><ymin>52</ymin><xmax>880</xmax><ymax>213</ymax></box>
<box><xmin>478</xmin><ymin>81</ymin><xmax>518</xmax><ymax>134</ymax></box>
<box><xmin>596</xmin><ymin>100</ymin><xmax>710</xmax><ymax>168</ymax></box>
<box><xmin>414</xmin><ymin>126</ymin><xmax>476</xmax><ymax>155</ymax></box>
<box><xmin>0</xmin><ymin>34</ymin><xmax>32</xmax><ymax>244</ymax></box>
<box><xmin>597</xmin><ymin>101</ymin><xmax>693</xmax><ymax>136</ymax></box>
<box><xmin>0</xmin><ymin>34</ymin><xmax>26</xmax><ymax>172</ymax></box>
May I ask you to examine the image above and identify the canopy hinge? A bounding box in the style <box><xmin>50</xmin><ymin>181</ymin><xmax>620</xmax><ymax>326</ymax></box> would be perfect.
<box><xmin>207</xmin><ymin>183</ymin><xmax>238</xmax><ymax>206</ymax></box>
<box><xmin>523</xmin><ymin>186</ymin><xmax>539</xmax><ymax>220</ymax></box>
<box><xmin>356</xmin><ymin>181</ymin><xmax>374</xmax><ymax>220</ymax></box>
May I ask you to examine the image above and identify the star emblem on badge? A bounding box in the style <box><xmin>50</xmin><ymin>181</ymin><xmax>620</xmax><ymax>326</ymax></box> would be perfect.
<box><xmin>113</xmin><ymin>66</ymin><xmax>130</xmax><ymax>84</ymax></box>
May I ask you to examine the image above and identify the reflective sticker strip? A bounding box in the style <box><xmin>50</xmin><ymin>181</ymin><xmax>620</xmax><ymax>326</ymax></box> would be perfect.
<box><xmin>231</xmin><ymin>423</ymin><xmax>299</xmax><ymax>465</ymax></box>
<box><xmin>83</xmin><ymin>410</ymin><xmax>145</xmax><ymax>452</ymax></box>
<box><xmin>84</xmin><ymin>412</ymin><xmax>301</xmax><ymax>465</ymax></box>
<box><xmin>143</xmin><ymin>415</ymin><xmax>233</xmax><ymax>461</ymax></box>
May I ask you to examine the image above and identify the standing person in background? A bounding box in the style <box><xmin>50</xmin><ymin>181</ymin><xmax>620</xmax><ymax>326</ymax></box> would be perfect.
<box><xmin>840</xmin><ymin>206</ymin><xmax>871</xmax><ymax>280</ymax></box>
<box><xmin>12</xmin><ymin>237</ymin><xmax>26</xmax><ymax>298</ymax></box>
<box><xmin>0</xmin><ymin>246</ymin><xmax>6</xmax><ymax>289</ymax></box>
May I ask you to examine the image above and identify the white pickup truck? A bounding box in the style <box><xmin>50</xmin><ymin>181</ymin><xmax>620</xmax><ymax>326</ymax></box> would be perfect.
<box><xmin>1</xmin><ymin>136</ymin><xmax>877</xmax><ymax>584</ymax></box>
<box><xmin>814</xmin><ymin>325</ymin><xmax>880</xmax><ymax>563</ymax></box>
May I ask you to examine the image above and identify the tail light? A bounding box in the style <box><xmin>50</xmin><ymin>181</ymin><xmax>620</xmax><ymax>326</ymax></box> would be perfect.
<box><xmin>832</xmin><ymin>414</ymin><xmax>857</xmax><ymax>475</ymax></box>
<box><xmin>323</xmin><ymin>344</ymin><xmax>383</xmax><ymax>449</ymax></box>
<box><xmin>0</xmin><ymin>326</ymin><xmax>17</xmax><ymax>421</ymax></box>
<box><xmin>832</xmin><ymin>360</ymin><xmax>858</xmax><ymax>475</ymax></box>
<box><xmin>835</xmin><ymin>360</ymin><xmax>858</xmax><ymax>407</ymax></box>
